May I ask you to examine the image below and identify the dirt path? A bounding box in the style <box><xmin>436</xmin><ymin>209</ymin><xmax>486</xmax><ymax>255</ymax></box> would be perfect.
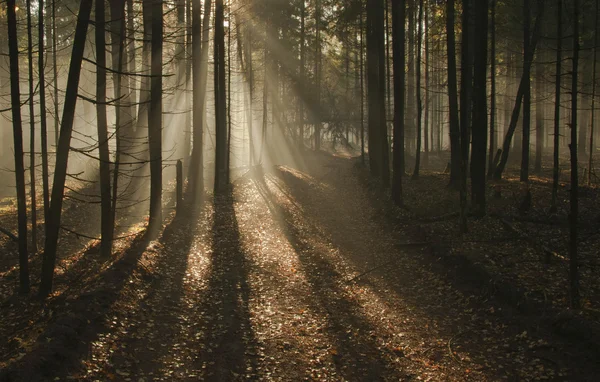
<box><xmin>3</xmin><ymin>153</ymin><xmax>599</xmax><ymax>381</ymax></box>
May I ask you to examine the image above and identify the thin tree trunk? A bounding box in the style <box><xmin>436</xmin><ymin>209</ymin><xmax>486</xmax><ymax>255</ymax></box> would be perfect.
<box><xmin>392</xmin><ymin>0</ymin><xmax>406</xmax><ymax>205</ymax></box>
<box><xmin>52</xmin><ymin>0</ymin><xmax>59</xmax><ymax>146</ymax></box>
<box><xmin>26</xmin><ymin>0</ymin><xmax>37</xmax><ymax>253</ymax></box>
<box><xmin>214</xmin><ymin>0</ymin><xmax>227</xmax><ymax>192</ymax></box>
<box><xmin>315</xmin><ymin>0</ymin><xmax>322</xmax><ymax>151</ymax></box>
<box><xmin>521</xmin><ymin>0</ymin><xmax>532</xmax><ymax>181</ymax></box>
<box><xmin>446</xmin><ymin>0</ymin><xmax>461</xmax><ymax>189</ymax></box>
<box><xmin>40</xmin><ymin>0</ymin><xmax>93</xmax><ymax>298</ymax></box>
<box><xmin>488</xmin><ymin>0</ymin><xmax>496</xmax><ymax>178</ymax></box>
<box><xmin>148</xmin><ymin>0</ymin><xmax>163</xmax><ymax>234</ymax></box>
<box><xmin>459</xmin><ymin>0</ymin><xmax>472</xmax><ymax>233</ymax></box>
<box><xmin>423</xmin><ymin>1</ymin><xmax>429</xmax><ymax>167</ymax></box>
<box><xmin>493</xmin><ymin>1</ymin><xmax>545</xmax><ymax>180</ymax></box>
<box><xmin>569</xmin><ymin>0</ymin><xmax>580</xmax><ymax>309</ymax></box>
<box><xmin>589</xmin><ymin>0</ymin><xmax>598</xmax><ymax>184</ymax></box>
<box><xmin>413</xmin><ymin>0</ymin><xmax>424</xmax><ymax>179</ymax></box>
<box><xmin>298</xmin><ymin>0</ymin><xmax>305</xmax><ymax>149</ymax></box>
<box><xmin>96</xmin><ymin>0</ymin><xmax>113</xmax><ymax>256</ymax></box>
<box><xmin>7</xmin><ymin>0</ymin><xmax>30</xmax><ymax>294</ymax></box>
<box><xmin>360</xmin><ymin>8</ymin><xmax>365</xmax><ymax>164</ymax></box>
<box><xmin>551</xmin><ymin>0</ymin><xmax>561</xmax><ymax>212</ymax></box>
<box><xmin>471</xmin><ymin>0</ymin><xmax>488</xmax><ymax>217</ymax></box>
<box><xmin>39</xmin><ymin>0</ymin><xmax>50</xmax><ymax>228</ymax></box>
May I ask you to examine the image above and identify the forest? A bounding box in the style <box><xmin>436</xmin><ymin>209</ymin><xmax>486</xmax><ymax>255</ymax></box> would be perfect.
<box><xmin>1</xmin><ymin>0</ymin><xmax>600</xmax><ymax>380</ymax></box>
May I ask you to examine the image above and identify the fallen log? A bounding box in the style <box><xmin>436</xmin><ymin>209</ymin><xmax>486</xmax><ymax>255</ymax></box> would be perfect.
<box><xmin>494</xmin><ymin>215</ymin><xmax>564</xmax><ymax>264</ymax></box>
<box><xmin>0</xmin><ymin>226</ymin><xmax>18</xmax><ymax>242</ymax></box>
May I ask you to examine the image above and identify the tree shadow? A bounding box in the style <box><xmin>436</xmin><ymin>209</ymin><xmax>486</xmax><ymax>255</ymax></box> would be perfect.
<box><xmin>195</xmin><ymin>188</ymin><xmax>259</xmax><ymax>380</ymax></box>
<box><xmin>251</xmin><ymin>173</ymin><xmax>404</xmax><ymax>380</ymax></box>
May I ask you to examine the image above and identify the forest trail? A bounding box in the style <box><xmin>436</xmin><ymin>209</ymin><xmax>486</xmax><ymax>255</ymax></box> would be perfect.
<box><xmin>3</xmin><ymin>152</ymin><xmax>600</xmax><ymax>381</ymax></box>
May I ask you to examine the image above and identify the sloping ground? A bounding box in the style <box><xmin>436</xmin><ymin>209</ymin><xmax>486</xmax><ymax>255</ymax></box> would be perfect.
<box><xmin>2</xmin><ymin>152</ymin><xmax>600</xmax><ymax>381</ymax></box>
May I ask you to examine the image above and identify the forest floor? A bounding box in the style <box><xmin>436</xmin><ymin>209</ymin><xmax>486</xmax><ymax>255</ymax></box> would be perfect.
<box><xmin>1</xmin><ymin>149</ymin><xmax>600</xmax><ymax>381</ymax></box>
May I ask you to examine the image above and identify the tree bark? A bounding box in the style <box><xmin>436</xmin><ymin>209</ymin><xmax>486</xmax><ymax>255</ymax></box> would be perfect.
<box><xmin>26</xmin><ymin>0</ymin><xmax>37</xmax><ymax>253</ymax></box>
<box><xmin>7</xmin><ymin>0</ymin><xmax>30</xmax><ymax>294</ymax></box>
<box><xmin>446</xmin><ymin>0</ymin><xmax>461</xmax><ymax>189</ymax></box>
<box><xmin>148</xmin><ymin>0</ymin><xmax>163</xmax><ymax>235</ymax></box>
<box><xmin>214</xmin><ymin>0</ymin><xmax>228</xmax><ymax>192</ymax></box>
<box><xmin>412</xmin><ymin>0</ymin><xmax>424</xmax><ymax>179</ymax></box>
<box><xmin>551</xmin><ymin>0</ymin><xmax>562</xmax><ymax>212</ymax></box>
<box><xmin>392</xmin><ymin>0</ymin><xmax>406</xmax><ymax>205</ymax></box>
<box><xmin>40</xmin><ymin>0</ymin><xmax>93</xmax><ymax>297</ymax></box>
<box><xmin>96</xmin><ymin>0</ymin><xmax>113</xmax><ymax>256</ymax></box>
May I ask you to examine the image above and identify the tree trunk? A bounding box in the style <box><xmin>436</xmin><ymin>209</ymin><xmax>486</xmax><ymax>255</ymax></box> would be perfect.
<box><xmin>493</xmin><ymin>1</ymin><xmax>545</xmax><ymax>180</ymax></box>
<box><xmin>471</xmin><ymin>0</ymin><xmax>488</xmax><ymax>217</ymax></box>
<box><xmin>589</xmin><ymin>0</ymin><xmax>598</xmax><ymax>184</ymax></box>
<box><xmin>298</xmin><ymin>0</ymin><xmax>306</xmax><ymax>149</ymax></box>
<box><xmin>488</xmin><ymin>0</ymin><xmax>497</xmax><ymax>178</ymax></box>
<box><xmin>413</xmin><ymin>0</ymin><xmax>424</xmax><ymax>179</ymax></box>
<box><xmin>189</xmin><ymin>0</ymin><xmax>212</xmax><ymax>196</ymax></box>
<box><xmin>38</xmin><ymin>0</ymin><xmax>50</xmax><ymax>230</ymax></box>
<box><xmin>446</xmin><ymin>0</ymin><xmax>461</xmax><ymax>189</ymax></box>
<box><xmin>40</xmin><ymin>0</ymin><xmax>93</xmax><ymax>298</ymax></box>
<box><xmin>214</xmin><ymin>0</ymin><xmax>228</xmax><ymax>192</ymax></box>
<box><xmin>360</xmin><ymin>8</ymin><xmax>365</xmax><ymax>164</ymax></box>
<box><xmin>521</xmin><ymin>0</ymin><xmax>532</xmax><ymax>182</ymax></box>
<box><xmin>459</xmin><ymin>0</ymin><xmax>472</xmax><ymax>233</ymax></box>
<box><xmin>569</xmin><ymin>0</ymin><xmax>580</xmax><ymax>310</ymax></box>
<box><xmin>7</xmin><ymin>0</ymin><xmax>30</xmax><ymax>294</ymax></box>
<box><xmin>551</xmin><ymin>0</ymin><xmax>562</xmax><ymax>212</ymax></box>
<box><xmin>148</xmin><ymin>0</ymin><xmax>163</xmax><ymax>235</ymax></box>
<box><xmin>96</xmin><ymin>0</ymin><xmax>113</xmax><ymax>256</ymax></box>
<box><xmin>26</xmin><ymin>0</ymin><xmax>37</xmax><ymax>253</ymax></box>
<box><xmin>392</xmin><ymin>0</ymin><xmax>406</xmax><ymax>205</ymax></box>
<box><xmin>52</xmin><ymin>0</ymin><xmax>59</xmax><ymax>146</ymax></box>
<box><xmin>315</xmin><ymin>0</ymin><xmax>322</xmax><ymax>151</ymax></box>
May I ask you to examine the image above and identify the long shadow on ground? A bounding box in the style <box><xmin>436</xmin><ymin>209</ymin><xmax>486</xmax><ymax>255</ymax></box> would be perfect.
<box><xmin>252</xmin><ymin>172</ymin><xmax>407</xmax><ymax>380</ymax></box>
<box><xmin>196</xmin><ymin>189</ymin><xmax>259</xmax><ymax>380</ymax></box>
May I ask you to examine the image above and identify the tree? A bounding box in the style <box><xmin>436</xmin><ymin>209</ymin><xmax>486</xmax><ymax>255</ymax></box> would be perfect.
<box><xmin>551</xmin><ymin>0</ymin><xmax>562</xmax><ymax>213</ymax></box>
<box><xmin>39</xmin><ymin>0</ymin><xmax>51</xmax><ymax>229</ymax></box>
<box><xmin>96</xmin><ymin>0</ymin><xmax>113</xmax><ymax>256</ymax></box>
<box><xmin>392</xmin><ymin>0</ymin><xmax>406</xmax><ymax>205</ymax></box>
<box><xmin>493</xmin><ymin>1</ymin><xmax>545</xmax><ymax>180</ymax></box>
<box><xmin>589</xmin><ymin>0</ymin><xmax>598</xmax><ymax>184</ymax></box>
<box><xmin>367</xmin><ymin>0</ymin><xmax>390</xmax><ymax>186</ymax></box>
<box><xmin>214</xmin><ymin>0</ymin><xmax>228</xmax><ymax>192</ymax></box>
<box><xmin>487</xmin><ymin>0</ymin><xmax>497</xmax><ymax>178</ymax></box>
<box><xmin>26</xmin><ymin>0</ymin><xmax>37</xmax><ymax>253</ymax></box>
<box><xmin>148</xmin><ymin>0</ymin><xmax>163</xmax><ymax>235</ymax></box>
<box><xmin>412</xmin><ymin>0</ymin><xmax>424</xmax><ymax>179</ymax></box>
<box><xmin>521</xmin><ymin>0</ymin><xmax>532</xmax><ymax>182</ymax></box>
<box><xmin>40</xmin><ymin>0</ymin><xmax>93</xmax><ymax>297</ymax></box>
<box><xmin>446</xmin><ymin>0</ymin><xmax>461</xmax><ymax>189</ymax></box>
<box><xmin>7</xmin><ymin>0</ymin><xmax>30</xmax><ymax>294</ymax></box>
<box><xmin>471</xmin><ymin>0</ymin><xmax>488</xmax><ymax>217</ymax></box>
<box><xmin>569</xmin><ymin>0</ymin><xmax>580</xmax><ymax>309</ymax></box>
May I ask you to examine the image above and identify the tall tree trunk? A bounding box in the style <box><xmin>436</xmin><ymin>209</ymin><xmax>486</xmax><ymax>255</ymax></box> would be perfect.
<box><xmin>521</xmin><ymin>0</ymin><xmax>532</xmax><ymax>181</ymax></box>
<box><xmin>360</xmin><ymin>8</ymin><xmax>365</xmax><ymax>164</ymax></box>
<box><xmin>26</xmin><ymin>0</ymin><xmax>37</xmax><ymax>253</ymax></box>
<box><xmin>488</xmin><ymin>0</ymin><xmax>497</xmax><ymax>178</ymax></box>
<box><xmin>493</xmin><ymin>1</ymin><xmax>545</xmax><ymax>180</ymax></box>
<box><xmin>569</xmin><ymin>0</ymin><xmax>580</xmax><ymax>309</ymax></box>
<box><xmin>39</xmin><ymin>0</ymin><xmax>50</xmax><ymax>229</ymax></box>
<box><xmin>127</xmin><ymin>0</ymin><xmax>137</xmax><ymax>120</ymax></box>
<box><xmin>314</xmin><ymin>0</ymin><xmax>322</xmax><ymax>151</ymax></box>
<box><xmin>148</xmin><ymin>0</ymin><xmax>163</xmax><ymax>235</ymax></box>
<box><xmin>406</xmin><ymin>0</ymin><xmax>415</xmax><ymax>153</ymax></box>
<box><xmin>413</xmin><ymin>0</ymin><xmax>424</xmax><ymax>178</ymax></box>
<box><xmin>298</xmin><ymin>0</ymin><xmax>305</xmax><ymax>149</ymax></box>
<box><xmin>534</xmin><ymin>52</ymin><xmax>544</xmax><ymax>173</ymax></box>
<box><xmin>392</xmin><ymin>0</ymin><xmax>406</xmax><ymax>205</ymax></box>
<box><xmin>459</xmin><ymin>0</ymin><xmax>472</xmax><ymax>233</ymax></box>
<box><xmin>189</xmin><ymin>0</ymin><xmax>212</xmax><ymax>196</ymax></box>
<box><xmin>97</xmin><ymin>0</ymin><xmax>113</xmax><ymax>256</ymax></box>
<box><xmin>589</xmin><ymin>0</ymin><xmax>598</xmax><ymax>184</ymax></box>
<box><xmin>52</xmin><ymin>0</ymin><xmax>59</xmax><ymax>146</ymax></box>
<box><xmin>214</xmin><ymin>0</ymin><xmax>227</xmax><ymax>192</ymax></box>
<box><xmin>446</xmin><ymin>0</ymin><xmax>461</xmax><ymax>189</ymax></box>
<box><xmin>423</xmin><ymin>1</ymin><xmax>429</xmax><ymax>167</ymax></box>
<box><xmin>471</xmin><ymin>0</ymin><xmax>488</xmax><ymax>217</ymax></box>
<box><xmin>7</xmin><ymin>0</ymin><xmax>30</xmax><ymax>294</ymax></box>
<box><xmin>40</xmin><ymin>0</ymin><xmax>93</xmax><ymax>298</ymax></box>
<box><xmin>551</xmin><ymin>0</ymin><xmax>562</xmax><ymax>212</ymax></box>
